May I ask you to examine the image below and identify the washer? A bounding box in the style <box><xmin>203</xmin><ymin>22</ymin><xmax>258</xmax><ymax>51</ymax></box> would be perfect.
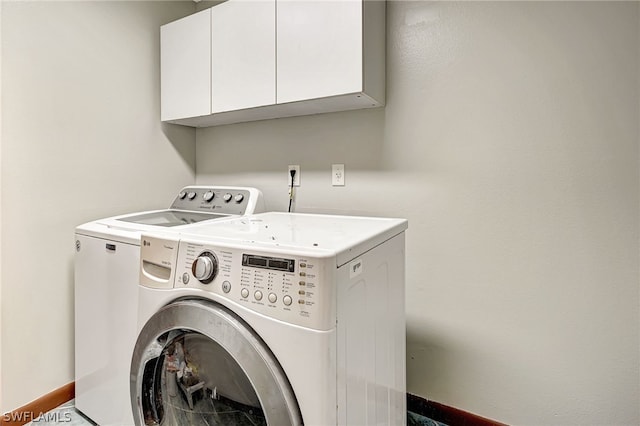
<box><xmin>131</xmin><ymin>212</ymin><xmax>408</xmax><ymax>425</ymax></box>
<box><xmin>74</xmin><ymin>186</ymin><xmax>263</xmax><ymax>426</ymax></box>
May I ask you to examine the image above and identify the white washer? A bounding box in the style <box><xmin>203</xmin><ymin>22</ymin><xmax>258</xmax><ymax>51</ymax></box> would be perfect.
<box><xmin>74</xmin><ymin>186</ymin><xmax>263</xmax><ymax>426</ymax></box>
<box><xmin>131</xmin><ymin>212</ymin><xmax>408</xmax><ymax>425</ymax></box>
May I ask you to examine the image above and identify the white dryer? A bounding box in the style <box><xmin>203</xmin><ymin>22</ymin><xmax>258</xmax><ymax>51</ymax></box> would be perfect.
<box><xmin>131</xmin><ymin>212</ymin><xmax>408</xmax><ymax>425</ymax></box>
<box><xmin>74</xmin><ymin>186</ymin><xmax>263</xmax><ymax>426</ymax></box>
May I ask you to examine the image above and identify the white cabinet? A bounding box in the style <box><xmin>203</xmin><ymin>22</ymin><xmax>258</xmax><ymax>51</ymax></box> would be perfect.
<box><xmin>161</xmin><ymin>0</ymin><xmax>385</xmax><ymax>127</ymax></box>
<box><xmin>211</xmin><ymin>0</ymin><xmax>276</xmax><ymax>113</ymax></box>
<box><xmin>160</xmin><ymin>9</ymin><xmax>211</xmax><ymax>122</ymax></box>
<box><xmin>277</xmin><ymin>0</ymin><xmax>363</xmax><ymax>104</ymax></box>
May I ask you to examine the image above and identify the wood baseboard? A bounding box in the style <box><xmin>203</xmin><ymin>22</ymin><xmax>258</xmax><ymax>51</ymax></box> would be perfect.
<box><xmin>407</xmin><ymin>393</ymin><xmax>508</xmax><ymax>426</ymax></box>
<box><xmin>1</xmin><ymin>382</ymin><xmax>75</xmax><ymax>426</ymax></box>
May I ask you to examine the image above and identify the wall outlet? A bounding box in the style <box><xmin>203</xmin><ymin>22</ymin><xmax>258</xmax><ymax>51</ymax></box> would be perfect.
<box><xmin>288</xmin><ymin>165</ymin><xmax>300</xmax><ymax>187</ymax></box>
<box><xmin>332</xmin><ymin>164</ymin><xmax>345</xmax><ymax>186</ymax></box>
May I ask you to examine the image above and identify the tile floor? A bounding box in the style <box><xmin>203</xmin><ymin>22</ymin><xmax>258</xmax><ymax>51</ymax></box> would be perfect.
<box><xmin>408</xmin><ymin>411</ymin><xmax>448</xmax><ymax>426</ymax></box>
<box><xmin>25</xmin><ymin>399</ymin><xmax>446</xmax><ymax>425</ymax></box>
<box><xmin>24</xmin><ymin>401</ymin><xmax>94</xmax><ymax>425</ymax></box>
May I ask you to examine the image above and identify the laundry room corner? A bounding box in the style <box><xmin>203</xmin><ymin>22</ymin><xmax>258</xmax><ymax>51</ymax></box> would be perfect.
<box><xmin>0</xmin><ymin>1</ymin><xmax>198</xmax><ymax>415</ymax></box>
<box><xmin>0</xmin><ymin>1</ymin><xmax>638</xmax><ymax>425</ymax></box>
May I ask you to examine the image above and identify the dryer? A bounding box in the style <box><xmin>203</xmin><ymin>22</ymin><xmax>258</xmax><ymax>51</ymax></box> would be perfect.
<box><xmin>74</xmin><ymin>186</ymin><xmax>263</xmax><ymax>426</ymax></box>
<box><xmin>131</xmin><ymin>212</ymin><xmax>408</xmax><ymax>425</ymax></box>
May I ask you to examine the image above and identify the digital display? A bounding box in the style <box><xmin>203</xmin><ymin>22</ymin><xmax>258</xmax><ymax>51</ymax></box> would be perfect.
<box><xmin>247</xmin><ymin>257</ymin><xmax>267</xmax><ymax>268</ymax></box>
<box><xmin>269</xmin><ymin>260</ymin><xmax>290</xmax><ymax>270</ymax></box>
<box><xmin>242</xmin><ymin>254</ymin><xmax>295</xmax><ymax>272</ymax></box>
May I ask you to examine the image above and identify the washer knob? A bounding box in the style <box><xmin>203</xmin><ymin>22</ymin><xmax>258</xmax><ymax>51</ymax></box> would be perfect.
<box><xmin>178</xmin><ymin>191</ymin><xmax>187</xmax><ymax>199</ymax></box>
<box><xmin>192</xmin><ymin>252</ymin><xmax>218</xmax><ymax>284</ymax></box>
<box><xmin>203</xmin><ymin>191</ymin><xmax>215</xmax><ymax>202</ymax></box>
<box><xmin>234</xmin><ymin>194</ymin><xmax>244</xmax><ymax>203</ymax></box>
<box><xmin>187</xmin><ymin>191</ymin><xmax>197</xmax><ymax>200</ymax></box>
<box><xmin>223</xmin><ymin>193</ymin><xmax>233</xmax><ymax>202</ymax></box>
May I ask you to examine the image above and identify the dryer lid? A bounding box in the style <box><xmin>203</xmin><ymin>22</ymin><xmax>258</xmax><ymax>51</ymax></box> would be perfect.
<box><xmin>117</xmin><ymin>209</ymin><xmax>227</xmax><ymax>227</ymax></box>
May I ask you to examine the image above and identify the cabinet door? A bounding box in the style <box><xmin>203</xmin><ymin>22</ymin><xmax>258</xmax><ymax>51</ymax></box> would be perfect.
<box><xmin>161</xmin><ymin>9</ymin><xmax>211</xmax><ymax>121</ymax></box>
<box><xmin>211</xmin><ymin>0</ymin><xmax>276</xmax><ymax>113</ymax></box>
<box><xmin>277</xmin><ymin>0</ymin><xmax>363</xmax><ymax>104</ymax></box>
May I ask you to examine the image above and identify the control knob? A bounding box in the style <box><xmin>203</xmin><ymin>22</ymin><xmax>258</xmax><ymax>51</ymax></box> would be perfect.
<box><xmin>192</xmin><ymin>251</ymin><xmax>218</xmax><ymax>284</ymax></box>
<box><xmin>223</xmin><ymin>193</ymin><xmax>233</xmax><ymax>202</ymax></box>
<box><xmin>203</xmin><ymin>191</ymin><xmax>215</xmax><ymax>202</ymax></box>
<box><xmin>234</xmin><ymin>194</ymin><xmax>244</xmax><ymax>203</ymax></box>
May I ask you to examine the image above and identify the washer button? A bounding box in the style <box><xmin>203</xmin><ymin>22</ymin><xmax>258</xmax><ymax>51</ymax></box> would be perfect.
<box><xmin>222</xmin><ymin>281</ymin><xmax>231</xmax><ymax>293</ymax></box>
<box><xmin>268</xmin><ymin>293</ymin><xmax>277</xmax><ymax>303</ymax></box>
<box><xmin>254</xmin><ymin>290</ymin><xmax>263</xmax><ymax>301</ymax></box>
<box><xmin>241</xmin><ymin>288</ymin><xmax>249</xmax><ymax>298</ymax></box>
<box><xmin>283</xmin><ymin>295</ymin><xmax>293</xmax><ymax>306</ymax></box>
<box><xmin>182</xmin><ymin>273</ymin><xmax>190</xmax><ymax>285</ymax></box>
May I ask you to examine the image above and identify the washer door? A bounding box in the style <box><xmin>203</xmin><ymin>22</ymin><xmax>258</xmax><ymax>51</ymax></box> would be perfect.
<box><xmin>130</xmin><ymin>299</ymin><xmax>302</xmax><ymax>426</ymax></box>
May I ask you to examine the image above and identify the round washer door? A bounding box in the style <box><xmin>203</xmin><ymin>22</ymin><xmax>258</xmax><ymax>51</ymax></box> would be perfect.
<box><xmin>130</xmin><ymin>299</ymin><xmax>302</xmax><ymax>426</ymax></box>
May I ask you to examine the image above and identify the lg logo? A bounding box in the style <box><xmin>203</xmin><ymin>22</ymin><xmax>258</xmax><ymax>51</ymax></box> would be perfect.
<box><xmin>350</xmin><ymin>259</ymin><xmax>363</xmax><ymax>279</ymax></box>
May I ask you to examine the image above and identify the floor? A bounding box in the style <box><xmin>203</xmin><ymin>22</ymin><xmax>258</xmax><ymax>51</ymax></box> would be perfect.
<box><xmin>25</xmin><ymin>400</ymin><xmax>447</xmax><ymax>425</ymax></box>
<box><xmin>24</xmin><ymin>401</ymin><xmax>94</xmax><ymax>426</ymax></box>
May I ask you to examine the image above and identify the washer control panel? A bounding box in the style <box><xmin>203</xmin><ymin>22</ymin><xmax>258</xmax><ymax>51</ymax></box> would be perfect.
<box><xmin>170</xmin><ymin>186</ymin><xmax>260</xmax><ymax>215</ymax></box>
<box><xmin>181</xmin><ymin>241</ymin><xmax>334</xmax><ymax>330</ymax></box>
<box><xmin>140</xmin><ymin>234</ymin><xmax>335</xmax><ymax>330</ymax></box>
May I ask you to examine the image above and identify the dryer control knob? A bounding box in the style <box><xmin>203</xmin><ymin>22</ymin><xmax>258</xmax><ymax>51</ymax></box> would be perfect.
<box><xmin>192</xmin><ymin>252</ymin><xmax>218</xmax><ymax>284</ymax></box>
<box><xmin>234</xmin><ymin>194</ymin><xmax>245</xmax><ymax>203</ymax></box>
<box><xmin>223</xmin><ymin>193</ymin><xmax>233</xmax><ymax>202</ymax></box>
<box><xmin>203</xmin><ymin>191</ymin><xmax>215</xmax><ymax>202</ymax></box>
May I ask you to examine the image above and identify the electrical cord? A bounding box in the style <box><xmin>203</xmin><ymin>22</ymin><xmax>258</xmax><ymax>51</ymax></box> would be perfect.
<box><xmin>288</xmin><ymin>169</ymin><xmax>296</xmax><ymax>213</ymax></box>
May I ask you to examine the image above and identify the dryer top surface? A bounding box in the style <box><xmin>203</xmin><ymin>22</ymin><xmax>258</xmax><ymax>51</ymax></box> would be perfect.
<box><xmin>177</xmin><ymin>212</ymin><xmax>408</xmax><ymax>266</ymax></box>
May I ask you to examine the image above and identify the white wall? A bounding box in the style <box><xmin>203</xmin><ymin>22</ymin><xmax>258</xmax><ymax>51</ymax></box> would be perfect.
<box><xmin>196</xmin><ymin>2</ymin><xmax>640</xmax><ymax>424</ymax></box>
<box><xmin>0</xmin><ymin>1</ymin><xmax>196</xmax><ymax>412</ymax></box>
<box><xmin>0</xmin><ymin>0</ymin><xmax>3</xmax><ymax>409</ymax></box>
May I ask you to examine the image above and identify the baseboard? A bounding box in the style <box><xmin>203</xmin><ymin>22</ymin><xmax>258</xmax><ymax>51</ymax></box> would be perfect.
<box><xmin>407</xmin><ymin>393</ymin><xmax>508</xmax><ymax>426</ymax></box>
<box><xmin>1</xmin><ymin>382</ymin><xmax>75</xmax><ymax>426</ymax></box>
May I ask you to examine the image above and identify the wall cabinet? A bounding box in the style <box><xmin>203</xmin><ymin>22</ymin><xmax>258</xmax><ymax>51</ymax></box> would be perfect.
<box><xmin>211</xmin><ymin>0</ymin><xmax>276</xmax><ymax>113</ymax></box>
<box><xmin>161</xmin><ymin>0</ymin><xmax>385</xmax><ymax>127</ymax></box>
<box><xmin>160</xmin><ymin>9</ymin><xmax>211</xmax><ymax>122</ymax></box>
